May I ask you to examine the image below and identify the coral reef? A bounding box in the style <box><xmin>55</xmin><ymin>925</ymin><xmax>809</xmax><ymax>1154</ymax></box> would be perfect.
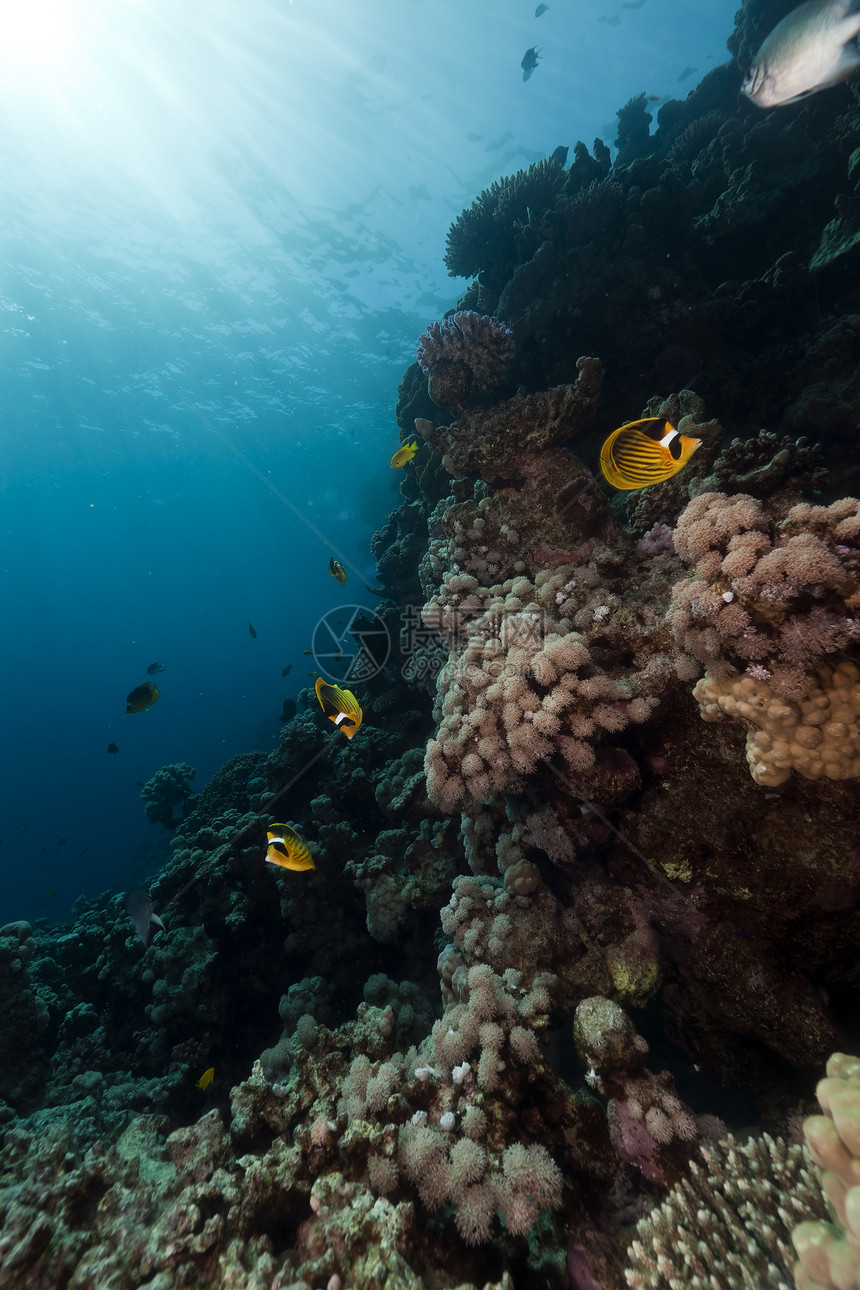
<box><xmin>694</xmin><ymin>661</ymin><xmax>860</xmax><ymax>787</ymax></box>
<box><xmin>417</xmin><ymin>357</ymin><xmax>604</xmax><ymax>485</ymax></box>
<box><xmin>141</xmin><ymin>763</ymin><xmax>198</xmax><ymax>828</ymax></box>
<box><xmin>667</xmin><ymin>490</ymin><xmax>860</xmax><ymax>782</ymax></box>
<box><xmin>416</xmin><ymin>311</ymin><xmax>514</xmax><ymax>412</ymax></box>
<box><xmin>444</xmin><ymin>158</ymin><xmax>569</xmax><ymax>288</ymax></box>
<box><xmin>10</xmin><ymin>4</ymin><xmax>860</xmax><ymax>1285</ymax></box>
<box><xmin>793</xmin><ymin>1051</ymin><xmax>860</xmax><ymax>1290</ymax></box>
<box><xmin>0</xmin><ymin>921</ymin><xmax>49</xmax><ymax>1108</ymax></box>
<box><xmin>624</xmin><ymin>1133</ymin><xmax>827</xmax><ymax>1289</ymax></box>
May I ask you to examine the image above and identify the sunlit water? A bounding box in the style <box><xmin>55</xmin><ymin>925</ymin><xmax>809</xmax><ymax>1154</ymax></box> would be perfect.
<box><xmin>0</xmin><ymin>0</ymin><xmax>734</xmax><ymax>923</ymax></box>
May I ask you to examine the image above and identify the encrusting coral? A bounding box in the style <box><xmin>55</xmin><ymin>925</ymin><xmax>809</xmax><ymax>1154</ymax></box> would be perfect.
<box><xmin>694</xmin><ymin>662</ymin><xmax>860</xmax><ymax>787</ymax></box>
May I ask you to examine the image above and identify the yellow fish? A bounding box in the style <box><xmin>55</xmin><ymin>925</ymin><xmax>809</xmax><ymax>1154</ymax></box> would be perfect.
<box><xmin>196</xmin><ymin>1067</ymin><xmax>214</xmax><ymax>1090</ymax></box>
<box><xmin>126</xmin><ymin>682</ymin><xmax>159</xmax><ymax>713</ymax></box>
<box><xmin>265</xmin><ymin>824</ymin><xmax>315</xmax><ymax>872</ymax></box>
<box><xmin>598</xmin><ymin>418</ymin><xmax>701</xmax><ymax>490</ymax></box>
<box><xmin>314</xmin><ymin>676</ymin><xmax>363</xmax><ymax>739</ymax></box>
<box><xmin>390</xmin><ymin>440</ymin><xmax>419</xmax><ymax>469</ymax></box>
<box><xmin>329</xmin><ymin>557</ymin><xmax>347</xmax><ymax>585</ymax></box>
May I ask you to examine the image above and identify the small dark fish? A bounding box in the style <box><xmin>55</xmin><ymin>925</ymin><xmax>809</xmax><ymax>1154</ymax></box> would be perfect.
<box><xmin>248</xmin><ymin>622</ymin><xmax>257</xmax><ymax>639</ymax></box>
<box><xmin>126</xmin><ymin>682</ymin><xmax>159</xmax><ymax>713</ymax></box>
<box><xmin>623</xmin><ymin>0</ymin><xmax>646</xmax><ymax>7</ymax></box>
<box><xmin>599</xmin><ymin>14</ymin><xmax>621</xmax><ymax>25</ymax></box>
<box><xmin>280</xmin><ymin>698</ymin><xmax>297</xmax><ymax>723</ymax></box>
<box><xmin>281</xmin><ymin>665</ymin><xmax>292</xmax><ymax>676</ymax></box>
<box><xmin>126</xmin><ymin>888</ymin><xmax>165</xmax><ymax>948</ymax></box>
<box><xmin>308</xmin><ymin>670</ymin><xmax>317</xmax><ymax>677</ymax></box>
<box><xmin>676</xmin><ymin>64</ymin><xmax>697</xmax><ymax>81</ymax></box>
<box><xmin>146</xmin><ymin>661</ymin><xmax>165</xmax><ymax>675</ymax></box>
<box><xmin>135</xmin><ymin>779</ymin><xmax>145</xmax><ymax>787</ymax></box>
<box><xmin>521</xmin><ymin>46</ymin><xmax>541</xmax><ymax>81</ymax></box>
<box><xmin>303</xmin><ymin>649</ymin><xmax>314</xmax><ymax>655</ymax></box>
<box><xmin>58</xmin><ymin>838</ymin><xmax>67</xmax><ymax>845</ymax></box>
<box><xmin>549</xmin><ymin>145</ymin><xmax>568</xmax><ymax>167</ymax></box>
<box><xmin>41</xmin><ymin>847</ymin><xmax>46</xmax><ymax>855</ymax></box>
<box><xmin>107</xmin><ymin>743</ymin><xmax>119</xmax><ymax>755</ymax></box>
<box><xmin>535</xmin><ymin>2</ymin><xmax>549</xmax><ymax>14</ymax></box>
<box><xmin>47</xmin><ymin>889</ymin><xmax>56</xmax><ymax>897</ymax></box>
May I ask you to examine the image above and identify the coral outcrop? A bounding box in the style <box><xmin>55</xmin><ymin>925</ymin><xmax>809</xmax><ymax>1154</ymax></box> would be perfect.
<box><xmin>416</xmin><ymin>311</ymin><xmax>514</xmax><ymax>412</ymax></box>
<box><xmin>141</xmin><ymin>763</ymin><xmax>198</xmax><ymax>828</ymax></box>
<box><xmin>793</xmin><ymin>1052</ymin><xmax>860</xmax><ymax>1290</ymax></box>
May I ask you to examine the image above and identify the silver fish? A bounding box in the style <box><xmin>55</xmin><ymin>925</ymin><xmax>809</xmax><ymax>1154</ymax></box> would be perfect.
<box><xmin>742</xmin><ymin>0</ymin><xmax>860</xmax><ymax>107</ymax></box>
<box><xmin>126</xmin><ymin>888</ymin><xmax>165</xmax><ymax>947</ymax></box>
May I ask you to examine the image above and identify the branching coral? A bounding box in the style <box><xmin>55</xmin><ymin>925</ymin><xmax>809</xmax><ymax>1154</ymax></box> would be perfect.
<box><xmin>625</xmin><ymin>1133</ymin><xmax>827</xmax><ymax>1289</ymax></box>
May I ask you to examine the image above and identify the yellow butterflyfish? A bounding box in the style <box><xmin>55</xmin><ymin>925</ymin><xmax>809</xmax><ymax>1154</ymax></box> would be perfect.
<box><xmin>599</xmin><ymin>417</ymin><xmax>701</xmax><ymax>491</ymax></box>
<box><xmin>265</xmin><ymin>824</ymin><xmax>315</xmax><ymax>872</ymax></box>
<box><xmin>196</xmin><ymin>1067</ymin><xmax>215</xmax><ymax>1090</ymax></box>
<box><xmin>126</xmin><ymin>682</ymin><xmax>159</xmax><ymax>713</ymax></box>
<box><xmin>314</xmin><ymin>676</ymin><xmax>363</xmax><ymax>739</ymax></box>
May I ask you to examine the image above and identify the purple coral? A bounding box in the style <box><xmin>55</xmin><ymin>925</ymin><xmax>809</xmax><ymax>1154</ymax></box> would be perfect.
<box><xmin>636</xmin><ymin>522</ymin><xmax>675</xmax><ymax>558</ymax></box>
<box><xmin>416</xmin><ymin>311</ymin><xmax>514</xmax><ymax>393</ymax></box>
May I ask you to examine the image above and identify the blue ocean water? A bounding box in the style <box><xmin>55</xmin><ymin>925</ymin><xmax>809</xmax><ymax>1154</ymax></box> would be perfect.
<box><xmin>0</xmin><ymin>0</ymin><xmax>733</xmax><ymax>927</ymax></box>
